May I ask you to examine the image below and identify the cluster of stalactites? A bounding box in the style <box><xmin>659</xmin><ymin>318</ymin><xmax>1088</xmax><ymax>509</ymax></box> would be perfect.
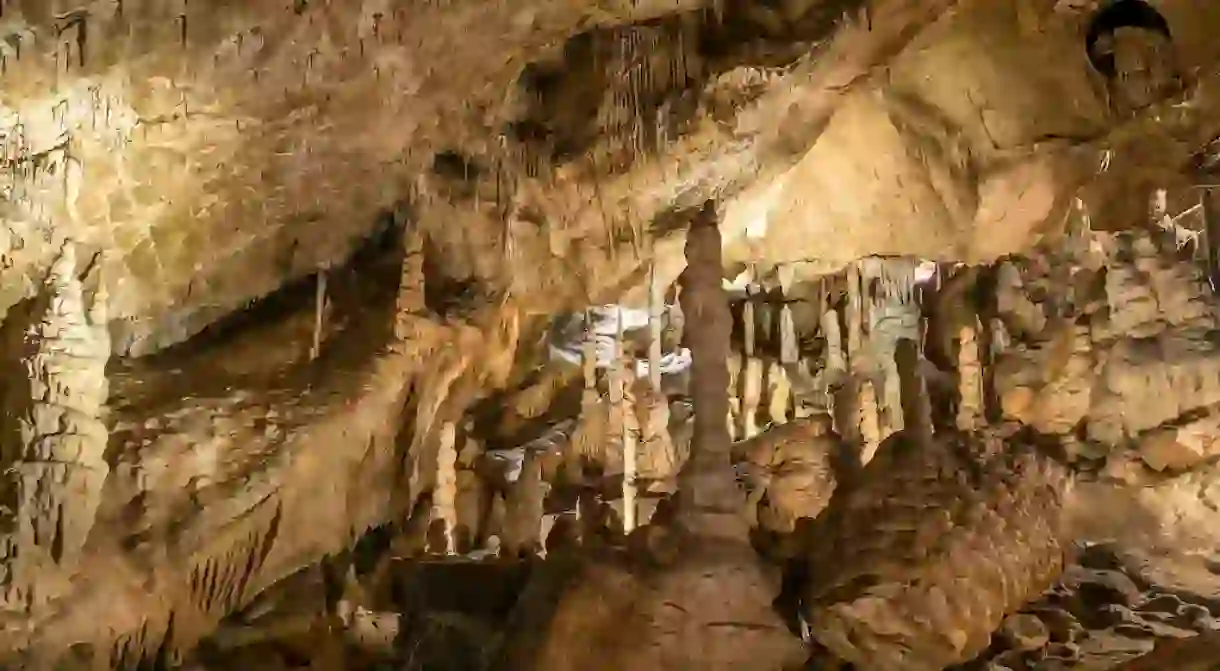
<box><xmin>1</xmin><ymin>243</ymin><xmax>111</xmax><ymax>611</ymax></box>
<box><xmin>726</xmin><ymin>265</ymin><xmax>825</xmax><ymax>443</ymax></box>
<box><xmin>561</xmin><ymin>266</ymin><xmax>682</xmax><ymax>533</ymax></box>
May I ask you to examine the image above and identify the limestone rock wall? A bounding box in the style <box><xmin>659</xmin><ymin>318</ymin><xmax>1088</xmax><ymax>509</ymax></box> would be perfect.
<box><xmin>993</xmin><ymin>229</ymin><xmax>1220</xmax><ymax>469</ymax></box>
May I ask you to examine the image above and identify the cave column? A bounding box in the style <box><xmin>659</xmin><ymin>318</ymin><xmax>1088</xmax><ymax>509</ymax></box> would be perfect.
<box><xmin>677</xmin><ymin>203</ymin><xmax>747</xmax><ymax>539</ymax></box>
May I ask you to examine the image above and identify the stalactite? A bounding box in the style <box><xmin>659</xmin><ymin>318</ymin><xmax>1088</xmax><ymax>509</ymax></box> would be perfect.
<box><xmin>774</xmin><ymin>267</ymin><xmax>798</xmax><ymax>423</ymax></box>
<box><xmin>792</xmin><ymin>357</ymin><xmax>818</xmax><ymax>419</ymax></box>
<box><xmin>1</xmin><ymin>243</ymin><xmax>110</xmax><ymax>610</ymax></box>
<box><xmin>1202</xmin><ymin>187</ymin><xmax>1220</xmax><ymax>291</ymax></box>
<box><xmin>846</xmin><ymin>262</ymin><xmax>862</xmax><ymax>362</ymax></box>
<box><xmin>432</xmin><ymin>421</ymin><xmax>458</xmax><ymax>555</ymax></box>
<box><xmin>677</xmin><ymin>203</ymin><xmax>743</xmax><ymax>536</ymax></box>
<box><xmin>741</xmin><ymin>282</ymin><xmax>762</xmax><ymax>438</ymax></box>
<box><xmin>309</xmin><ymin>266</ymin><xmax>327</xmax><ymax>361</ymax></box>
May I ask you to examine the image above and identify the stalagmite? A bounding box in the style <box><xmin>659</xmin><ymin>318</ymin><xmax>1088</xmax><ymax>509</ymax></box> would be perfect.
<box><xmin>638</xmin><ymin>262</ymin><xmax>677</xmax><ymax>492</ymax></box>
<box><xmin>433</xmin><ymin>421</ymin><xmax>459</xmax><ymax>555</ymax></box>
<box><xmin>497</xmin><ymin>206</ymin><xmax>804</xmax><ymax>671</ymax></box>
<box><xmin>394</xmin><ymin>223</ymin><xmax>427</xmax><ymax>344</ymax></box>
<box><xmin>503</xmin><ymin>450</ymin><xmax>547</xmax><ymax>558</ymax></box>
<box><xmin>1</xmin><ymin>243</ymin><xmax>111</xmax><ymax>610</ymax></box>
<box><xmin>570</xmin><ymin>312</ymin><xmax>606</xmax><ymax>472</ymax></box>
<box><xmin>957</xmin><ymin>319</ymin><xmax>984</xmax><ymax>431</ymax></box>
<box><xmin>767</xmin><ymin>361</ymin><xmax>792</xmax><ymax>425</ymax></box>
<box><xmin>822</xmin><ymin>308</ymin><xmax>846</xmax><ymax>381</ymax></box>
<box><xmin>858</xmin><ymin>380</ymin><xmax>882</xmax><ymax>465</ymax></box>
<box><xmin>620</xmin><ymin>382</ymin><xmax>639</xmax><ymax>533</ymax></box>
<box><xmin>726</xmin><ymin>353</ymin><xmax>742</xmax><ymax>441</ymax></box>
<box><xmin>607</xmin><ymin>314</ymin><xmax>637</xmax><ymax>532</ymax></box>
<box><xmin>779</xmin><ymin>303</ymin><xmax>798</xmax><ymax>366</ymax></box>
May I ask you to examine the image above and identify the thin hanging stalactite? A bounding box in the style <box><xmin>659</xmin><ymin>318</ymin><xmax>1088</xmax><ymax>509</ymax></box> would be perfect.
<box><xmin>619</xmin><ymin>306</ymin><xmax>638</xmax><ymax>533</ymax></box>
<box><xmin>309</xmin><ymin>266</ymin><xmax>327</xmax><ymax>361</ymax></box>
<box><xmin>741</xmin><ymin>275</ymin><xmax>762</xmax><ymax>438</ymax></box>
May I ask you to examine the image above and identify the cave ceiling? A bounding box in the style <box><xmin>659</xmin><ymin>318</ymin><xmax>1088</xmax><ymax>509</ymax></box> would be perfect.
<box><xmin>0</xmin><ymin>0</ymin><xmax>1214</xmax><ymax>356</ymax></box>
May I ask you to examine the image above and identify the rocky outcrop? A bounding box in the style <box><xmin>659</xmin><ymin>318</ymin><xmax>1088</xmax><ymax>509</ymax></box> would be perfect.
<box><xmin>994</xmin><ymin>229</ymin><xmax>1220</xmax><ymax>463</ymax></box>
<box><xmin>733</xmin><ymin>414</ymin><xmax>838</xmax><ymax>534</ymax></box>
<box><xmin>796</xmin><ymin>426</ymin><xmax>1073</xmax><ymax>671</ymax></box>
